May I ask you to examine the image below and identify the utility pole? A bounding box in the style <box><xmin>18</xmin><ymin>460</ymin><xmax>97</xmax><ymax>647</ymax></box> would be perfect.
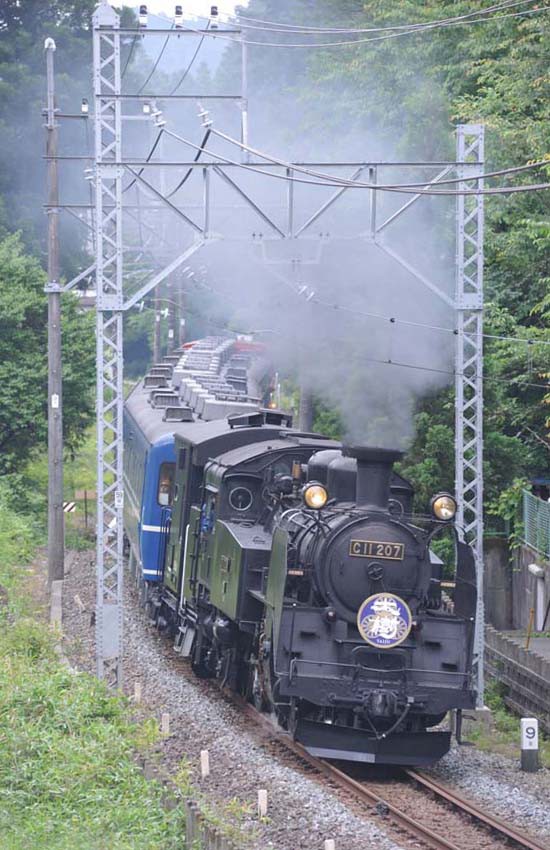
<box><xmin>45</xmin><ymin>38</ymin><xmax>64</xmax><ymax>584</ymax></box>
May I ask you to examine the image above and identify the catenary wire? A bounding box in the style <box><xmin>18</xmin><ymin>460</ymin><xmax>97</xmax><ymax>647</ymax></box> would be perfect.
<box><xmin>233</xmin><ymin>0</ymin><xmax>539</xmax><ymax>33</ymax></box>
<box><xmin>162</xmin><ymin>126</ymin><xmax>550</xmax><ymax>196</ymax></box>
<box><xmin>134</xmin><ymin>265</ymin><xmax>550</xmax><ymax>391</ymax></box>
<box><xmin>121</xmin><ymin>28</ymin><xmax>139</xmax><ymax>79</ymax></box>
<box><xmin>138</xmin><ymin>24</ymin><xmax>175</xmax><ymax>94</ymax></box>
<box><xmin>209</xmin><ymin>125</ymin><xmax>550</xmax><ymax>189</ymax></box>
<box><xmin>308</xmin><ymin>293</ymin><xmax>550</xmax><ymax>347</ymax></box>
<box><xmin>176</xmin><ymin>5</ymin><xmax>549</xmax><ymax>50</ymax></box>
<box><xmin>260</xmin><ymin>262</ymin><xmax>550</xmax><ymax>347</ymax></box>
<box><xmin>165</xmin><ymin>129</ymin><xmax>212</xmax><ymax>198</ymax></box>
<box><xmin>122</xmin><ymin>129</ymin><xmax>164</xmax><ymax>194</ymax></box>
<box><xmin>172</xmin><ymin>277</ymin><xmax>550</xmax><ymax>391</ymax></box>
<box><xmin>177</xmin><ymin>0</ymin><xmax>537</xmax><ymax>35</ymax></box>
<box><xmin>170</xmin><ymin>20</ymin><xmax>211</xmax><ymax>95</ymax></box>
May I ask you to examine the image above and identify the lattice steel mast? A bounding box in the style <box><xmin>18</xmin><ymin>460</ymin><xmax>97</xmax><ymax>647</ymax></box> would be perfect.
<box><xmin>93</xmin><ymin>1</ymin><xmax>124</xmax><ymax>685</ymax></box>
<box><xmin>455</xmin><ymin>125</ymin><xmax>485</xmax><ymax>702</ymax></box>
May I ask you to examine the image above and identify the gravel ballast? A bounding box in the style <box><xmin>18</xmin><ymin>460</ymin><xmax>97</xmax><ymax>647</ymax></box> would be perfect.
<box><xmin>62</xmin><ymin>550</ymin><xmax>406</xmax><ymax>850</ymax></box>
<box><xmin>62</xmin><ymin>549</ymin><xmax>550</xmax><ymax>848</ymax></box>
<box><xmin>427</xmin><ymin>744</ymin><xmax>550</xmax><ymax>840</ymax></box>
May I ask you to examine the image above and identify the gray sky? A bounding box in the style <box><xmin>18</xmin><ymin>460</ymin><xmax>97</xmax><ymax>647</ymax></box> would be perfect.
<box><xmin>111</xmin><ymin>1</ymin><xmax>248</xmax><ymax>16</ymax></box>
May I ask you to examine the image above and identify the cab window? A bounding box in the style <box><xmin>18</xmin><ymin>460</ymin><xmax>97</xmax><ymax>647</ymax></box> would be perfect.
<box><xmin>158</xmin><ymin>463</ymin><xmax>175</xmax><ymax>506</ymax></box>
<box><xmin>200</xmin><ymin>492</ymin><xmax>217</xmax><ymax>533</ymax></box>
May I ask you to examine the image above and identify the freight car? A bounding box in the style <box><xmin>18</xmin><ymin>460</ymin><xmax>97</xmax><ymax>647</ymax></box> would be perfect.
<box><xmin>124</xmin><ymin>339</ymin><xmax>477</xmax><ymax>766</ymax></box>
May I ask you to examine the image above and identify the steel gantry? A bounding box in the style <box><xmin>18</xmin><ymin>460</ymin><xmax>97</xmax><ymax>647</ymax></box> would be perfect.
<box><xmin>90</xmin><ymin>1</ymin><xmax>485</xmax><ymax>696</ymax></box>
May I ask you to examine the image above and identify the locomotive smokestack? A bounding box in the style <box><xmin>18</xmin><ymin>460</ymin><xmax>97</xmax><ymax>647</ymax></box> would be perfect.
<box><xmin>342</xmin><ymin>446</ymin><xmax>403</xmax><ymax>510</ymax></box>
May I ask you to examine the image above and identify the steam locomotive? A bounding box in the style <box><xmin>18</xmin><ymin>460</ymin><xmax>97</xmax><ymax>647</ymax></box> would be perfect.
<box><xmin>124</xmin><ymin>337</ymin><xmax>477</xmax><ymax>766</ymax></box>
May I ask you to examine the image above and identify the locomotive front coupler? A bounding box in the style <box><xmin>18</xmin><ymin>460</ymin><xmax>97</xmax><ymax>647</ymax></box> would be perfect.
<box><xmin>329</xmin><ymin>690</ymin><xmax>411</xmax><ymax>718</ymax></box>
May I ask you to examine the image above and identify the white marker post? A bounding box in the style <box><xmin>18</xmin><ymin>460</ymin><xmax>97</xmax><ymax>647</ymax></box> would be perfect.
<box><xmin>324</xmin><ymin>841</ymin><xmax>336</xmax><ymax>850</ymax></box>
<box><xmin>521</xmin><ymin>717</ymin><xmax>539</xmax><ymax>772</ymax></box>
<box><xmin>161</xmin><ymin>712</ymin><xmax>170</xmax><ymax>735</ymax></box>
<box><xmin>200</xmin><ymin>749</ymin><xmax>210</xmax><ymax>778</ymax></box>
<box><xmin>257</xmin><ymin>789</ymin><xmax>268</xmax><ymax>817</ymax></box>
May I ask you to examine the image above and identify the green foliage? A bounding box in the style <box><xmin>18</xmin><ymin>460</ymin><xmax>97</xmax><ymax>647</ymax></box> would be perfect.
<box><xmin>0</xmin><ymin>479</ymin><xmax>41</xmax><ymax>609</ymax></box>
<box><xmin>0</xmin><ymin>0</ymin><xmax>136</xmax><ymax>263</ymax></box>
<box><xmin>468</xmin><ymin>679</ymin><xmax>550</xmax><ymax>766</ymax></box>
<box><xmin>236</xmin><ymin>0</ymin><xmax>550</xmax><ymax>520</ymax></box>
<box><xmin>0</xmin><ymin>233</ymin><xmax>95</xmax><ymax>476</ymax></box>
<box><xmin>0</xmin><ymin>487</ymin><xmax>185</xmax><ymax>850</ymax></box>
<box><xmin>0</xmin><ymin>646</ymin><xmax>186</xmax><ymax>849</ymax></box>
<box><xmin>312</xmin><ymin>400</ymin><xmax>344</xmax><ymax>440</ymax></box>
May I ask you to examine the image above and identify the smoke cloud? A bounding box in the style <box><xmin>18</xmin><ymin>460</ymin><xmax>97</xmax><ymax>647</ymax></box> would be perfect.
<box><xmin>121</xmin><ymin>7</ymin><xmax>457</xmax><ymax>449</ymax></box>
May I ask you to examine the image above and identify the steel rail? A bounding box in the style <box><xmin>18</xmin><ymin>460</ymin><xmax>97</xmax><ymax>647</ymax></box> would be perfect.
<box><xmin>236</xmin><ymin>700</ymin><xmax>462</xmax><ymax>850</ymax></box>
<box><xmin>406</xmin><ymin>769</ymin><xmax>549</xmax><ymax>850</ymax></box>
<box><xmin>235</xmin><ymin>698</ymin><xmax>547</xmax><ymax>850</ymax></box>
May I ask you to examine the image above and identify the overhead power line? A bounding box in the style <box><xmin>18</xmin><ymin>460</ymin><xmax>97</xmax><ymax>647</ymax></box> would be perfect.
<box><xmin>138</xmin><ymin>24</ymin><xmax>174</xmax><ymax>94</ymax></box>
<box><xmin>163</xmin><ymin>125</ymin><xmax>550</xmax><ymax>197</ymax></box>
<box><xmin>210</xmin><ymin>125</ymin><xmax>549</xmax><ymax>190</ymax></box>
<box><xmin>121</xmin><ymin>29</ymin><xmax>139</xmax><ymax>79</ymax></box>
<box><xmin>165</xmin><ymin>128</ymin><xmax>212</xmax><ymax>198</ymax></box>
<box><xmin>122</xmin><ymin>129</ymin><xmax>164</xmax><ymax>194</ymax></box>
<box><xmin>179</xmin><ymin>276</ymin><xmax>550</xmax><ymax>392</ymax></box>
<box><xmin>260</xmin><ymin>260</ymin><xmax>550</xmax><ymax>348</ymax></box>
<box><xmin>178</xmin><ymin>4</ymin><xmax>548</xmax><ymax>49</ymax></box>
<box><xmin>308</xmin><ymin>292</ymin><xmax>550</xmax><ymax>347</ymax></box>
<box><xmin>194</xmin><ymin>0</ymin><xmax>536</xmax><ymax>33</ymax></box>
<box><xmin>170</xmin><ymin>20</ymin><xmax>211</xmax><ymax>95</ymax></box>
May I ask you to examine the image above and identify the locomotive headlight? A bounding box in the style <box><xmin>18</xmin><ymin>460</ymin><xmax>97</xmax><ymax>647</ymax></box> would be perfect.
<box><xmin>303</xmin><ymin>482</ymin><xmax>328</xmax><ymax>510</ymax></box>
<box><xmin>431</xmin><ymin>493</ymin><xmax>457</xmax><ymax>521</ymax></box>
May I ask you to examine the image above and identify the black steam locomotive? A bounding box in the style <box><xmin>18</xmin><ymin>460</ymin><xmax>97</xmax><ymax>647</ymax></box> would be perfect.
<box><xmin>125</xmin><ymin>339</ymin><xmax>477</xmax><ymax>766</ymax></box>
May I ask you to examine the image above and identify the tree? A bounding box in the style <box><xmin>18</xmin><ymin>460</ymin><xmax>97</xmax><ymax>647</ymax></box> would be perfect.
<box><xmin>231</xmin><ymin>0</ymin><xmax>549</xmax><ymax>519</ymax></box>
<box><xmin>0</xmin><ymin>233</ymin><xmax>95</xmax><ymax>475</ymax></box>
<box><xmin>0</xmin><ymin>1</ymin><xmax>136</xmax><ymax>271</ymax></box>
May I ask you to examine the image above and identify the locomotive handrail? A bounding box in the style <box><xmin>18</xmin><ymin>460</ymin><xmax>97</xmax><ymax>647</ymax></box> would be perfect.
<box><xmin>158</xmin><ymin>507</ymin><xmax>171</xmax><ymax>580</ymax></box>
<box><xmin>285</xmin><ymin>656</ymin><xmax>470</xmax><ymax>684</ymax></box>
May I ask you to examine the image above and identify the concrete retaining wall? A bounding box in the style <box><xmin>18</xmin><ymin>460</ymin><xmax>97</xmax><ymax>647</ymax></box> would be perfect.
<box><xmin>484</xmin><ymin>540</ymin><xmax>549</xmax><ymax>631</ymax></box>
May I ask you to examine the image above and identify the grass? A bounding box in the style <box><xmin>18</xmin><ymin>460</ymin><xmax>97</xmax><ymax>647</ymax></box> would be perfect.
<box><xmin>465</xmin><ymin>679</ymin><xmax>550</xmax><ymax>767</ymax></box>
<box><xmin>0</xmin><ymin>479</ymin><xmax>186</xmax><ymax>850</ymax></box>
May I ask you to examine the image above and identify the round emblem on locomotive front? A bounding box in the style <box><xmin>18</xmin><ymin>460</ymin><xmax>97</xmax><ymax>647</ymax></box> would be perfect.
<box><xmin>357</xmin><ymin>592</ymin><xmax>412</xmax><ymax>648</ymax></box>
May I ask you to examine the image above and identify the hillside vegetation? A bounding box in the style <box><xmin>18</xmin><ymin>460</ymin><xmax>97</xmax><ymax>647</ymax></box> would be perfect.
<box><xmin>0</xmin><ymin>1</ymin><xmax>548</xmax><ymax>515</ymax></box>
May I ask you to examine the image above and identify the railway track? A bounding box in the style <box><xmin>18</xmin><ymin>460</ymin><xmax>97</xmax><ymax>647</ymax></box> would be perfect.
<box><xmin>405</xmin><ymin>769</ymin><xmax>549</xmax><ymax>850</ymax></box>
<box><xmin>127</xmin><ymin>568</ymin><xmax>549</xmax><ymax>850</ymax></box>
<box><xmin>239</xmin><ymin>699</ymin><xmax>548</xmax><ymax>850</ymax></box>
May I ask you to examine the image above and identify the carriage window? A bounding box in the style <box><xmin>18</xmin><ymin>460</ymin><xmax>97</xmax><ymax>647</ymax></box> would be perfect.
<box><xmin>158</xmin><ymin>463</ymin><xmax>175</xmax><ymax>506</ymax></box>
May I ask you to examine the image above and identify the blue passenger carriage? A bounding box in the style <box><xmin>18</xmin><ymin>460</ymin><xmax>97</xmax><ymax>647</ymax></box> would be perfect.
<box><xmin>123</xmin><ymin>336</ymin><xmax>271</xmax><ymax>585</ymax></box>
<box><xmin>123</xmin><ymin>403</ymin><xmax>176</xmax><ymax>582</ymax></box>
